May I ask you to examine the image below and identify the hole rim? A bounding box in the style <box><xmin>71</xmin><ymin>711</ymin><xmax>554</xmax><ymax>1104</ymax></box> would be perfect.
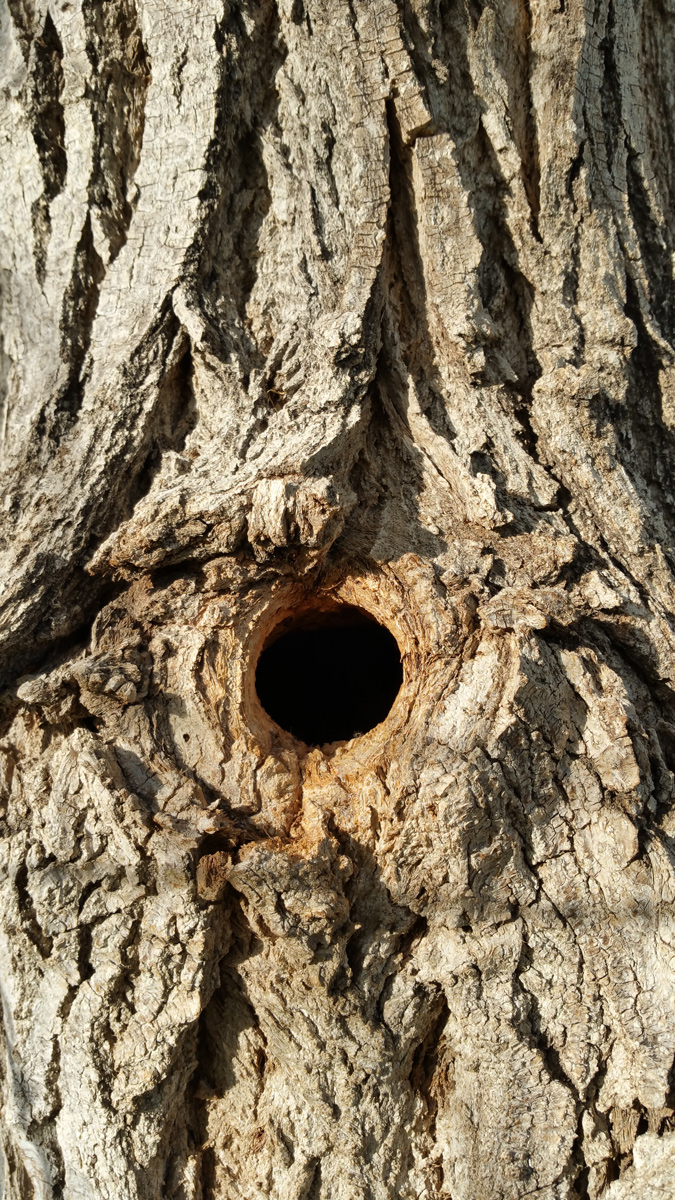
<box><xmin>243</xmin><ymin>582</ymin><xmax>415</xmax><ymax>757</ymax></box>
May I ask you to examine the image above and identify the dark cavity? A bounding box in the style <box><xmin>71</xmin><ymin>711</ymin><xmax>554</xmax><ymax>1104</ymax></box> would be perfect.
<box><xmin>255</xmin><ymin>605</ymin><xmax>403</xmax><ymax>746</ymax></box>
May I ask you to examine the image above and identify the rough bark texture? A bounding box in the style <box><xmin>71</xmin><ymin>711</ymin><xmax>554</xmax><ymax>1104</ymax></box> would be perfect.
<box><xmin>2</xmin><ymin>0</ymin><xmax>675</xmax><ymax>1197</ymax></box>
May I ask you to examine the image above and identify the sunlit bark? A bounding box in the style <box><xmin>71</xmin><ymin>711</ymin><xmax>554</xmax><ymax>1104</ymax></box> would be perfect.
<box><xmin>2</xmin><ymin>1</ymin><xmax>675</xmax><ymax>1196</ymax></box>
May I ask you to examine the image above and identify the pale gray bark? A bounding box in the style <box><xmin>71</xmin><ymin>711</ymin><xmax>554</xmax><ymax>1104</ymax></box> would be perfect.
<box><xmin>2</xmin><ymin>0</ymin><xmax>675</xmax><ymax>1197</ymax></box>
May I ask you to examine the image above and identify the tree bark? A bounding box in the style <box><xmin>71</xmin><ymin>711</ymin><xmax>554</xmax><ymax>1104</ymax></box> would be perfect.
<box><xmin>2</xmin><ymin>0</ymin><xmax>675</xmax><ymax>1197</ymax></box>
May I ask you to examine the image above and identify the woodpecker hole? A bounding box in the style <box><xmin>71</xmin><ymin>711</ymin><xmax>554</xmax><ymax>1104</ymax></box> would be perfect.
<box><xmin>255</xmin><ymin>604</ymin><xmax>403</xmax><ymax>746</ymax></box>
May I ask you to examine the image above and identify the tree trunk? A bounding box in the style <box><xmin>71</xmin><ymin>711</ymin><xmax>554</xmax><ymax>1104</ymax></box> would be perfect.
<box><xmin>2</xmin><ymin>0</ymin><xmax>675</xmax><ymax>1197</ymax></box>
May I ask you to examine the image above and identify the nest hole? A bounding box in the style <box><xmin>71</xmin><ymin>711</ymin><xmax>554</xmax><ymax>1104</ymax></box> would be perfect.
<box><xmin>255</xmin><ymin>604</ymin><xmax>403</xmax><ymax>746</ymax></box>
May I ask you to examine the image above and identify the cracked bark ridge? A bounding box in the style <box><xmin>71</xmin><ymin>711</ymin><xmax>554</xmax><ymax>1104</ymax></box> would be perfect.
<box><xmin>2</xmin><ymin>0</ymin><xmax>675</xmax><ymax>1197</ymax></box>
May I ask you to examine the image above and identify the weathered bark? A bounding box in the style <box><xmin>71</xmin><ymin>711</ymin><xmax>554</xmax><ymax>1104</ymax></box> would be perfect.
<box><xmin>2</xmin><ymin>0</ymin><xmax>675</xmax><ymax>1196</ymax></box>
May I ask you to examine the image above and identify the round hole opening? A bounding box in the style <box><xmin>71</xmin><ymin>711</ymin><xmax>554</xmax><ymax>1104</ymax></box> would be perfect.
<box><xmin>255</xmin><ymin>604</ymin><xmax>403</xmax><ymax>746</ymax></box>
